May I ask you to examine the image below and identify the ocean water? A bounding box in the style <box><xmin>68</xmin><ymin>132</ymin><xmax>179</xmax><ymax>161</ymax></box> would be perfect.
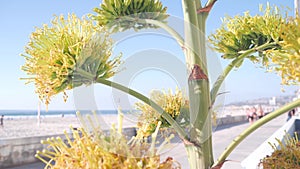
<box><xmin>0</xmin><ymin>110</ymin><xmax>120</xmax><ymax>117</ymax></box>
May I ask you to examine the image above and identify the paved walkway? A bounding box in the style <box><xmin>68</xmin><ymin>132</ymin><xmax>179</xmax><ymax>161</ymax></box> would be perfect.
<box><xmin>213</xmin><ymin>114</ymin><xmax>286</xmax><ymax>168</ymax></box>
<box><xmin>161</xmin><ymin>114</ymin><xmax>286</xmax><ymax>169</ymax></box>
<box><xmin>5</xmin><ymin>114</ymin><xmax>287</xmax><ymax>169</ymax></box>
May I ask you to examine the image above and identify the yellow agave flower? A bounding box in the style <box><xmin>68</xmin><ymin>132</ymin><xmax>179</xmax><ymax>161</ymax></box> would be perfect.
<box><xmin>36</xmin><ymin>112</ymin><xmax>181</xmax><ymax>169</ymax></box>
<box><xmin>268</xmin><ymin>17</ymin><xmax>300</xmax><ymax>85</ymax></box>
<box><xmin>208</xmin><ymin>3</ymin><xmax>284</xmax><ymax>67</ymax></box>
<box><xmin>209</xmin><ymin>4</ymin><xmax>300</xmax><ymax>85</ymax></box>
<box><xmin>136</xmin><ymin>88</ymin><xmax>188</xmax><ymax>137</ymax></box>
<box><xmin>21</xmin><ymin>14</ymin><xmax>121</xmax><ymax>105</ymax></box>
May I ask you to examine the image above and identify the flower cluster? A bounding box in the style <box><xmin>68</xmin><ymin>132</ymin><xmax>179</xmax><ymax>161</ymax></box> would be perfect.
<box><xmin>36</xmin><ymin>112</ymin><xmax>181</xmax><ymax>169</ymax></box>
<box><xmin>90</xmin><ymin>0</ymin><xmax>168</xmax><ymax>32</ymax></box>
<box><xmin>208</xmin><ymin>3</ymin><xmax>284</xmax><ymax>67</ymax></box>
<box><xmin>21</xmin><ymin>14</ymin><xmax>121</xmax><ymax>105</ymax></box>
<box><xmin>209</xmin><ymin>4</ymin><xmax>300</xmax><ymax>85</ymax></box>
<box><xmin>136</xmin><ymin>89</ymin><xmax>188</xmax><ymax>137</ymax></box>
<box><xmin>268</xmin><ymin>17</ymin><xmax>300</xmax><ymax>85</ymax></box>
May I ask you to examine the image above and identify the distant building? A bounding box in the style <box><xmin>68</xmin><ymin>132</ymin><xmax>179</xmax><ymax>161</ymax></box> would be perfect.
<box><xmin>269</xmin><ymin>97</ymin><xmax>276</xmax><ymax>106</ymax></box>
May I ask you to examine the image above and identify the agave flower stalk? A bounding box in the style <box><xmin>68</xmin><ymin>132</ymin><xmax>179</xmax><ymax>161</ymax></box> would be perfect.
<box><xmin>179</xmin><ymin>1</ymin><xmax>214</xmax><ymax>168</ymax></box>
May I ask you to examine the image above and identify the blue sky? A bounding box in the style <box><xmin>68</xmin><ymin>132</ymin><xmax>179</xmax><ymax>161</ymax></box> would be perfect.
<box><xmin>0</xmin><ymin>0</ymin><xmax>298</xmax><ymax>110</ymax></box>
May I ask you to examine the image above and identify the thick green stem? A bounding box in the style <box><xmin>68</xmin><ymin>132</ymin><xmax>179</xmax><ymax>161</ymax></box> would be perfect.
<box><xmin>197</xmin><ymin>14</ymin><xmax>208</xmax><ymax>74</ymax></box>
<box><xmin>210</xmin><ymin>42</ymin><xmax>278</xmax><ymax>104</ymax></box>
<box><xmin>195</xmin><ymin>0</ymin><xmax>202</xmax><ymax>9</ymax></box>
<box><xmin>213</xmin><ymin>98</ymin><xmax>300</xmax><ymax>167</ymax></box>
<box><xmin>182</xmin><ymin>0</ymin><xmax>202</xmax><ymax>66</ymax></box>
<box><xmin>95</xmin><ymin>78</ymin><xmax>187</xmax><ymax>140</ymax></box>
<box><xmin>186</xmin><ymin>79</ymin><xmax>212</xmax><ymax>169</ymax></box>
<box><xmin>198</xmin><ymin>12</ymin><xmax>214</xmax><ymax>167</ymax></box>
<box><xmin>182</xmin><ymin>0</ymin><xmax>213</xmax><ymax>168</ymax></box>
<box><xmin>127</xmin><ymin>8</ymin><xmax>213</xmax><ymax>168</ymax></box>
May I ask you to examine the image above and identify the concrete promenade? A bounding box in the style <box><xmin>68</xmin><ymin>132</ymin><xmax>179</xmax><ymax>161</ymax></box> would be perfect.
<box><xmin>5</xmin><ymin>114</ymin><xmax>287</xmax><ymax>169</ymax></box>
<box><xmin>213</xmin><ymin>114</ymin><xmax>286</xmax><ymax>169</ymax></box>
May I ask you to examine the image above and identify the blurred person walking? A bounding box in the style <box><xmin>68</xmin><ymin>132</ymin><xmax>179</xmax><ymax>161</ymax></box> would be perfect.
<box><xmin>287</xmin><ymin>109</ymin><xmax>296</xmax><ymax>121</ymax></box>
<box><xmin>246</xmin><ymin>107</ymin><xmax>256</xmax><ymax>125</ymax></box>
<box><xmin>257</xmin><ymin>104</ymin><xmax>265</xmax><ymax>119</ymax></box>
<box><xmin>0</xmin><ymin>115</ymin><xmax>4</xmax><ymax>127</ymax></box>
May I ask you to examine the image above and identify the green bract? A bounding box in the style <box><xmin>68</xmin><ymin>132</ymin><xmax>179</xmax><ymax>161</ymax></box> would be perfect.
<box><xmin>21</xmin><ymin>14</ymin><xmax>121</xmax><ymax>105</ymax></box>
<box><xmin>91</xmin><ymin>0</ymin><xmax>168</xmax><ymax>32</ymax></box>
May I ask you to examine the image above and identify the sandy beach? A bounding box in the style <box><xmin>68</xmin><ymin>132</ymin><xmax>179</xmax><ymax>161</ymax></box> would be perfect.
<box><xmin>0</xmin><ymin>114</ymin><xmax>139</xmax><ymax>139</ymax></box>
